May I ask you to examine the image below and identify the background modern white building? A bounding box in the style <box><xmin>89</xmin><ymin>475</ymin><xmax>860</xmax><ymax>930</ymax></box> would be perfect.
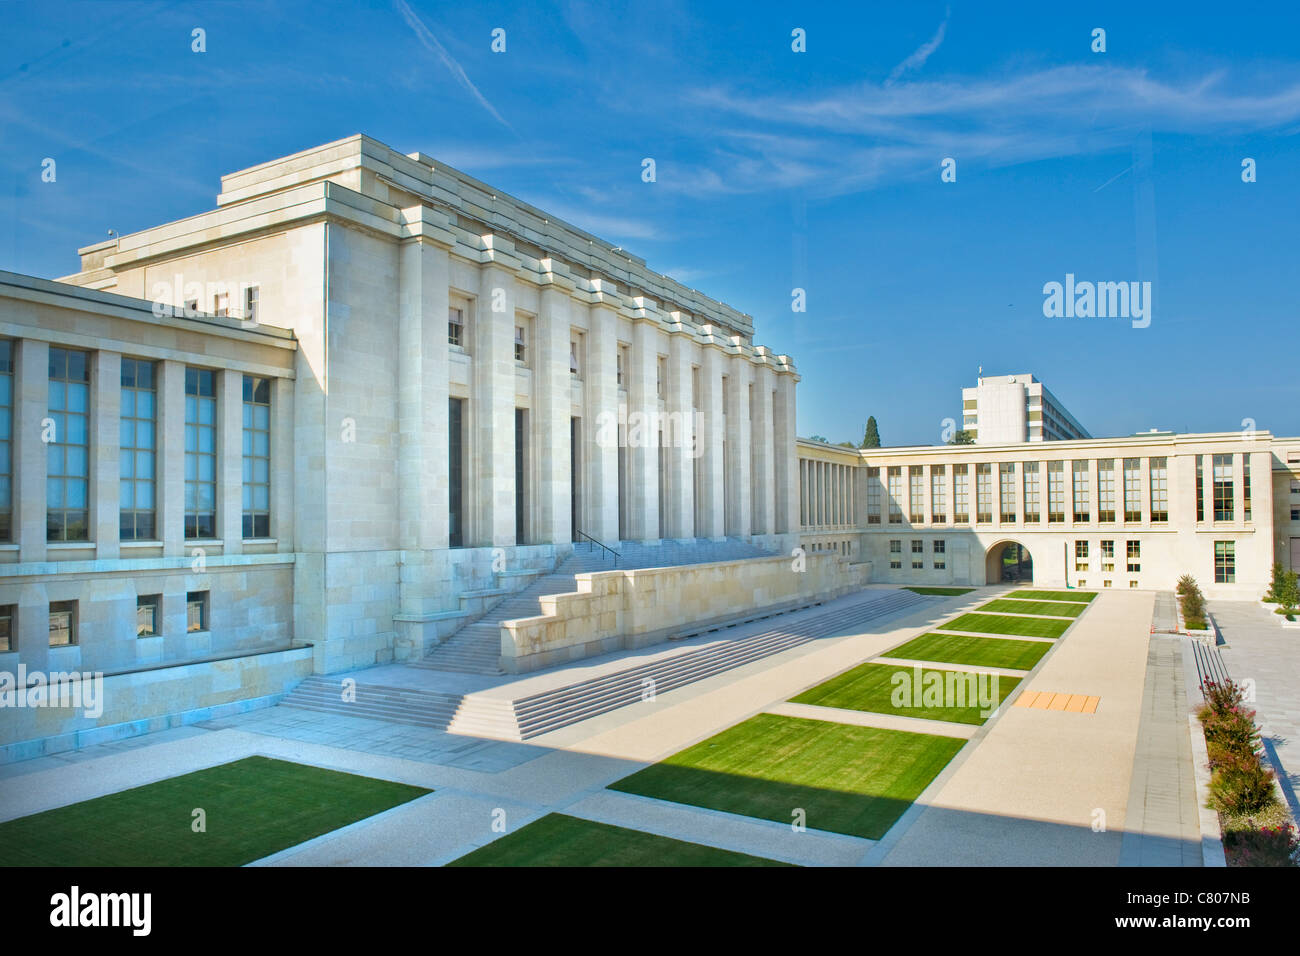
<box><xmin>962</xmin><ymin>372</ymin><xmax>1091</xmax><ymax>444</ymax></box>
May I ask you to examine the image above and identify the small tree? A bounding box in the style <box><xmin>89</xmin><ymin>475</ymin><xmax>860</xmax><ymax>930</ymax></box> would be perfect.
<box><xmin>809</xmin><ymin>434</ymin><xmax>829</xmax><ymax>444</ymax></box>
<box><xmin>948</xmin><ymin>429</ymin><xmax>976</xmax><ymax>445</ymax></box>
<box><xmin>860</xmin><ymin>417</ymin><xmax>881</xmax><ymax>449</ymax></box>
<box><xmin>1275</xmin><ymin>570</ymin><xmax>1300</xmax><ymax>614</ymax></box>
<box><xmin>1264</xmin><ymin>562</ymin><xmax>1285</xmax><ymax>602</ymax></box>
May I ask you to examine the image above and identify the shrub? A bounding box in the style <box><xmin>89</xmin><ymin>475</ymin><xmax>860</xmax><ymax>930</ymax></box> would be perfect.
<box><xmin>1200</xmin><ymin>679</ymin><xmax>1245</xmax><ymax>715</ymax></box>
<box><xmin>1224</xmin><ymin>822</ymin><xmax>1300</xmax><ymax>867</ymax></box>
<box><xmin>1263</xmin><ymin>562</ymin><xmax>1285</xmax><ymax>603</ymax></box>
<box><xmin>1177</xmin><ymin>574</ymin><xmax>1197</xmax><ymax>597</ymax></box>
<box><xmin>1274</xmin><ymin>571</ymin><xmax>1300</xmax><ymax>614</ymax></box>
<box><xmin>1201</xmin><ymin>708</ymin><xmax>1261</xmax><ymax>765</ymax></box>
<box><xmin>1208</xmin><ymin>752</ymin><xmax>1279</xmax><ymax>817</ymax></box>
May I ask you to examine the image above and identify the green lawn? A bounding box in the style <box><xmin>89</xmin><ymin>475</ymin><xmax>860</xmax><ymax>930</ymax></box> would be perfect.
<box><xmin>447</xmin><ymin>813</ymin><xmax>790</xmax><ymax>867</ymax></box>
<box><xmin>609</xmin><ymin>713</ymin><xmax>964</xmax><ymax>840</ymax></box>
<box><xmin>903</xmin><ymin>586</ymin><xmax>974</xmax><ymax>596</ymax></box>
<box><xmin>0</xmin><ymin>755</ymin><xmax>430</xmax><ymax>867</ymax></box>
<box><xmin>791</xmin><ymin>662</ymin><xmax>1019</xmax><ymax>724</ymax></box>
<box><xmin>1004</xmin><ymin>589</ymin><xmax>1095</xmax><ymax>603</ymax></box>
<box><xmin>882</xmin><ymin>632</ymin><xmax>1053</xmax><ymax>671</ymax></box>
<box><xmin>977</xmin><ymin>598</ymin><xmax>1085</xmax><ymax>618</ymax></box>
<box><xmin>939</xmin><ymin>612</ymin><xmax>1071</xmax><ymax>639</ymax></box>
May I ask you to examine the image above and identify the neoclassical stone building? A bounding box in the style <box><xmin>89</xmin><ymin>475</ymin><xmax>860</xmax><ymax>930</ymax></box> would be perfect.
<box><xmin>2</xmin><ymin>134</ymin><xmax>800</xmax><ymax>683</ymax></box>
<box><xmin>797</xmin><ymin>431</ymin><xmax>1300</xmax><ymax>598</ymax></box>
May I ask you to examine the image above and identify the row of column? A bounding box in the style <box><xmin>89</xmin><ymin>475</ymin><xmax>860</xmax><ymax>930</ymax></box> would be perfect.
<box><xmin>395</xmin><ymin>223</ymin><xmax>799</xmax><ymax>563</ymax></box>
<box><xmin>800</xmin><ymin>458</ymin><xmax>856</xmax><ymax>529</ymax></box>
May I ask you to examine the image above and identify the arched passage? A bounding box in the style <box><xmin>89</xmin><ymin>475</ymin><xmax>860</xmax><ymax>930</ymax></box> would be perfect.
<box><xmin>986</xmin><ymin>541</ymin><xmax>1033</xmax><ymax>584</ymax></box>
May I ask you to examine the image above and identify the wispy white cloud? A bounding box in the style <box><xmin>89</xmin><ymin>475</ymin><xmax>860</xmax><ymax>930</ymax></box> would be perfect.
<box><xmin>393</xmin><ymin>0</ymin><xmax>513</xmax><ymax>131</ymax></box>
<box><xmin>886</xmin><ymin>7</ymin><xmax>950</xmax><ymax>85</ymax></box>
<box><xmin>669</xmin><ymin>64</ymin><xmax>1300</xmax><ymax>197</ymax></box>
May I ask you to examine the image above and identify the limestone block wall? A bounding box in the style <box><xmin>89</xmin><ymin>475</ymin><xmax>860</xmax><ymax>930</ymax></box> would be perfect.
<box><xmin>499</xmin><ymin>552</ymin><xmax>869</xmax><ymax>673</ymax></box>
<box><xmin>0</xmin><ymin>645</ymin><xmax>312</xmax><ymax>762</ymax></box>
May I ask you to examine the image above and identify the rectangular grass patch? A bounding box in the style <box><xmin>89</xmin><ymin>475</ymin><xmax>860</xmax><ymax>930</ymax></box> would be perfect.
<box><xmin>939</xmin><ymin>612</ymin><xmax>1070</xmax><ymax>639</ymax></box>
<box><xmin>791</xmin><ymin>662</ymin><xmax>1019</xmax><ymax>724</ymax></box>
<box><xmin>882</xmin><ymin>632</ymin><xmax>1053</xmax><ymax>671</ymax></box>
<box><xmin>0</xmin><ymin>755</ymin><xmax>430</xmax><ymax>867</ymax></box>
<box><xmin>1004</xmin><ymin>590</ymin><xmax>1095</xmax><ymax>603</ymax></box>
<box><xmin>903</xmin><ymin>586</ymin><xmax>974</xmax><ymax>596</ymax></box>
<box><xmin>448</xmin><ymin>813</ymin><xmax>790</xmax><ymax>867</ymax></box>
<box><xmin>978</xmin><ymin>599</ymin><xmax>1084</xmax><ymax>618</ymax></box>
<box><xmin>609</xmin><ymin>713</ymin><xmax>964</xmax><ymax>840</ymax></box>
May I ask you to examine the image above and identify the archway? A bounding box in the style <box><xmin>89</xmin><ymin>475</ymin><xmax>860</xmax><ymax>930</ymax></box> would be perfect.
<box><xmin>986</xmin><ymin>541</ymin><xmax>1033</xmax><ymax>584</ymax></box>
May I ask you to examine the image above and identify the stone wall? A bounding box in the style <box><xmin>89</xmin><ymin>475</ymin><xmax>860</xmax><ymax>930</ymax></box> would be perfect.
<box><xmin>499</xmin><ymin>552</ymin><xmax>869</xmax><ymax>673</ymax></box>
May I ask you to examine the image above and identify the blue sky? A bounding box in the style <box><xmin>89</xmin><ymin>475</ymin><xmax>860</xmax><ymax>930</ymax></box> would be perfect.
<box><xmin>3</xmin><ymin>0</ymin><xmax>1299</xmax><ymax>444</ymax></box>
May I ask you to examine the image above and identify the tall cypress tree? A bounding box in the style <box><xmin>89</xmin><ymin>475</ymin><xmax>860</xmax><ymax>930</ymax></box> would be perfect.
<box><xmin>861</xmin><ymin>416</ymin><xmax>881</xmax><ymax>448</ymax></box>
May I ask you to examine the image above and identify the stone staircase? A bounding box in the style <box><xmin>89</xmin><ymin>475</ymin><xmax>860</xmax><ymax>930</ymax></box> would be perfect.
<box><xmin>279</xmin><ymin>675</ymin><xmax>462</xmax><ymax>729</ymax></box>
<box><xmin>277</xmin><ymin>587</ymin><xmax>931</xmax><ymax>742</ymax></box>
<box><xmin>507</xmin><ymin>587</ymin><xmax>925</xmax><ymax>739</ymax></box>
<box><xmin>413</xmin><ymin>538</ymin><xmax>778</xmax><ymax>676</ymax></box>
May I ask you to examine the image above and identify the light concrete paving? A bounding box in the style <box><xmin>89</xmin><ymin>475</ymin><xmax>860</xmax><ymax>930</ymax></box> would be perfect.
<box><xmin>873</xmin><ymin>591</ymin><xmax>1154</xmax><ymax>866</ymax></box>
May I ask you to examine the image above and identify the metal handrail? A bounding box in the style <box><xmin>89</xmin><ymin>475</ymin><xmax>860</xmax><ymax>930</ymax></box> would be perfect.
<box><xmin>574</xmin><ymin>529</ymin><xmax>620</xmax><ymax>567</ymax></box>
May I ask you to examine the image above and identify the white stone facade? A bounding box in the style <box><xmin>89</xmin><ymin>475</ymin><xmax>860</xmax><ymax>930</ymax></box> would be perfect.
<box><xmin>961</xmin><ymin>372</ymin><xmax>1090</xmax><ymax>443</ymax></box>
<box><xmin>798</xmin><ymin>433</ymin><xmax>1300</xmax><ymax>599</ymax></box>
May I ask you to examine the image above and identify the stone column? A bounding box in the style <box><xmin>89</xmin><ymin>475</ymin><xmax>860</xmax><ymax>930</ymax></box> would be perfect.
<box><xmin>397</xmin><ymin>229</ymin><xmax>451</xmax><ymax>555</ymax></box>
<box><xmin>664</xmin><ymin>331</ymin><xmax>695</xmax><ymax>539</ymax></box>
<box><xmin>751</xmin><ymin>364</ymin><xmax>775</xmax><ymax>536</ymax></box>
<box><xmin>476</xmin><ymin>263</ymin><xmax>518</xmax><ymax>547</ymax></box>
<box><xmin>627</xmin><ymin>318</ymin><xmax>660</xmax><ymax>542</ymax></box>
<box><xmin>218</xmin><ymin>367</ymin><xmax>243</xmax><ymax>555</ymax></box>
<box><xmin>697</xmin><ymin>346</ymin><xmax>726</xmax><ymax>539</ymax></box>
<box><xmin>16</xmin><ymin>339</ymin><xmax>48</xmax><ymax>564</ymax></box>
<box><xmin>725</xmin><ymin>358</ymin><xmax>752</xmax><ymax>538</ymax></box>
<box><xmin>271</xmin><ymin>376</ymin><xmax>295</xmax><ymax>550</ymax></box>
<box><xmin>536</xmin><ymin>286</ymin><xmax>573</xmax><ymax>545</ymax></box>
<box><xmin>158</xmin><ymin>359</ymin><xmax>186</xmax><ymax>558</ymax></box>
<box><xmin>772</xmin><ymin>371</ymin><xmax>798</xmax><ymax>534</ymax></box>
<box><xmin>585</xmin><ymin>304</ymin><xmax>619</xmax><ymax>543</ymax></box>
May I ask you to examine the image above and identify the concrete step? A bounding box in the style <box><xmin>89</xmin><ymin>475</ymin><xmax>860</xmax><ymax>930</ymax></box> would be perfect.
<box><xmin>279</xmin><ymin>677</ymin><xmax>464</xmax><ymax>729</ymax></box>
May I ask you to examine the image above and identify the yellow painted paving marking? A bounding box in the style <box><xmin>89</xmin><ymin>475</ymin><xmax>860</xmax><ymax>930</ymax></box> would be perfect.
<box><xmin>1014</xmin><ymin>691</ymin><xmax>1100</xmax><ymax>714</ymax></box>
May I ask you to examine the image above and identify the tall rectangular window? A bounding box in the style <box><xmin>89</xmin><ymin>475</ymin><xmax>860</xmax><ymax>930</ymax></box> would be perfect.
<box><xmin>911</xmin><ymin>539</ymin><xmax>924</xmax><ymax>569</ymax></box>
<box><xmin>1047</xmin><ymin>461</ymin><xmax>1065</xmax><ymax>523</ymax></box>
<box><xmin>953</xmin><ymin>464</ymin><xmax>969</xmax><ymax>523</ymax></box>
<box><xmin>1022</xmin><ymin>462</ymin><xmax>1041</xmax><ymax>523</ymax></box>
<box><xmin>933</xmin><ymin>538</ymin><xmax>946</xmax><ymax>570</ymax></box>
<box><xmin>448</xmin><ymin>306</ymin><xmax>465</xmax><ymax>348</ymax></box>
<box><xmin>930</xmin><ymin>465</ymin><xmax>946</xmax><ymax>523</ymax></box>
<box><xmin>1243</xmin><ymin>456</ymin><xmax>1252</xmax><ymax>522</ymax></box>
<box><xmin>137</xmin><ymin>594</ymin><xmax>160</xmax><ymax>637</ymax></box>
<box><xmin>120</xmin><ymin>358</ymin><xmax>157</xmax><ymax>541</ymax></box>
<box><xmin>1097</xmin><ymin>459</ymin><xmax>1115</xmax><ymax>523</ymax></box>
<box><xmin>0</xmin><ymin>340</ymin><xmax>12</xmax><ymax>541</ymax></box>
<box><xmin>0</xmin><ymin>604</ymin><xmax>13</xmax><ymax>652</ymax></box>
<box><xmin>1212</xmin><ymin>454</ymin><xmax>1234</xmax><ymax>521</ymax></box>
<box><xmin>999</xmin><ymin>462</ymin><xmax>1016</xmax><ymax>523</ymax></box>
<box><xmin>1149</xmin><ymin>457</ymin><xmax>1168</xmax><ymax>522</ymax></box>
<box><xmin>515</xmin><ymin>408</ymin><xmax>528</xmax><ymax>544</ymax></box>
<box><xmin>449</xmin><ymin>397</ymin><xmax>464</xmax><ymax>548</ymax></box>
<box><xmin>1214</xmin><ymin>541</ymin><xmax>1235</xmax><ymax>583</ymax></box>
<box><xmin>1196</xmin><ymin>456</ymin><xmax>1205</xmax><ymax>522</ymax></box>
<box><xmin>1101</xmin><ymin>539</ymin><xmax>1115</xmax><ymax>571</ymax></box>
<box><xmin>1075</xmin><ymin>539</ymin><xmax>1089</xmax><ymax>571</ymax></box>
<box><xmin>887</xmin><ymin>467</ymin><xmax>903</xmax><ymax>524</ymax></box>
<box><xmin>184</xmin><ymin>367</ymin><xmax>217</xmax><ymax>539</ymax></box>
<box><xmin>908</xmin><ymin>466</ymin><xmax>924</xmax><ymax>524</ymax></box>
<box><xmin>244</xmin><ymin>285</ymin><xmax>260</xmax><ymax>323</ymax></box>
<box><xmin>1126</xmin><ymin>539</ymin><xmax>1141</xmax><ymax>573</ymax></box>
<box><xmin>866</xmin><ymin>467</ymin><xmax>881</xmax><ymax>524</ymax></box>
<box><xmin>1123</xmin><ymin>458</ymin><xmax>1142</xmax><ymax>522</ymax></box>
<box><xmin>187</xmin><ymin>591</ymin><xmax>209</xmax><ymax>632</ymax></box>
<box><xmin>49</xmin><ymin>600</ymin><xmax>76</xmax><ymax>646</ymax></box>
<box><xmin>889</xmin><ymin>539</ymin><xmax>901</xmax><ymax>569</ymax></box>
<box><xmin>1072</xmin><ymin>460</ymin><xmax>1090</xmax><ymax>522</ymax></box>
<box><xmin>975</xmin><ymin>463</ymin><xmax>992</xmax><ymax>523</ymax></box>
<box><xmin>47</xmin><ymin>347</ymin><xmax>90</xmax><ymax>541</ymax></box>
<box><xmin>242</xmin><ymin>376</ymin><xmax>271</xmax><ymax>538</ymax></box>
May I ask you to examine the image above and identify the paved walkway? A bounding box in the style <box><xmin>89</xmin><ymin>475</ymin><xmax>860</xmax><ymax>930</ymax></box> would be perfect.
<box><xmin>1213</xmin><ymin>600</ymin><xmax>1300</xmax><ymax>820</ymax></box>
<box><xmin>1</xmin><ymin>585</ymin><xmax>1197</xmax><ymax>867</ymax></box>
<box><xmin>1117</xmin><ymin>635</ymin><xmax>1202</xmax><ymax>866</ymax></box>
<box><xmin>873</xmin><ymin>591</ymin><xmax>1155</xmax><ymax>866</ymax></box>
